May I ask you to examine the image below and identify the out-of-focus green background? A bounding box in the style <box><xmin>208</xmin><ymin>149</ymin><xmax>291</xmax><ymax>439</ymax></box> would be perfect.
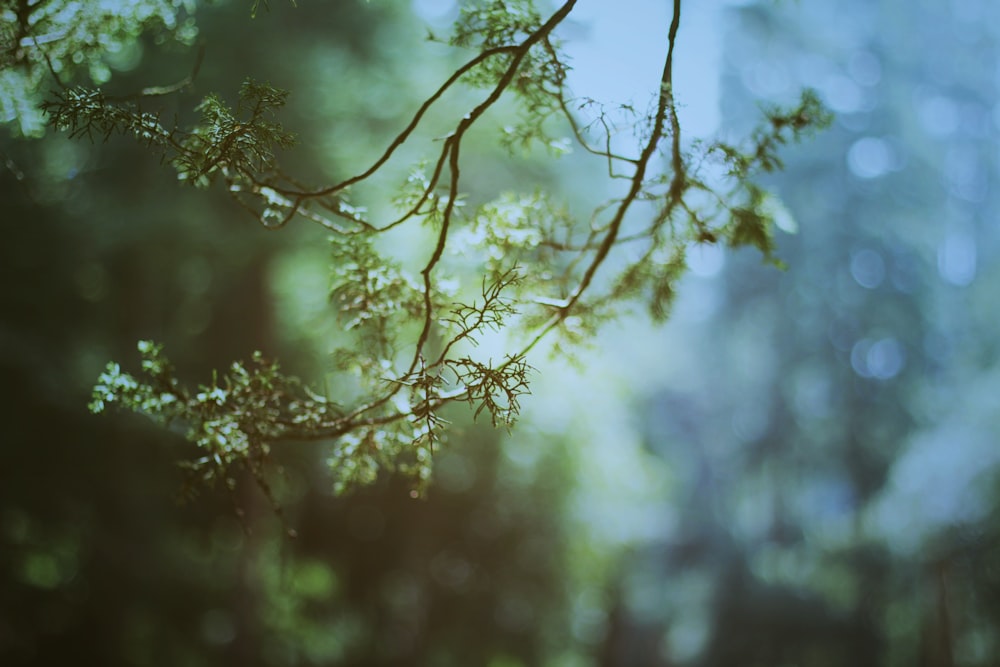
<box><xmin>2</xmin><ymin>0</ymin><xmax>999</xmax><ymax>665</ymax></box>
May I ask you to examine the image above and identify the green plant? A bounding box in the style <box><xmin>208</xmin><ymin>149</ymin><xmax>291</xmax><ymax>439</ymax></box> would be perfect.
<box><xmin>26</xmin><ymin>0</ymin><xmax>830</xmax><ymax>501</ymax></box>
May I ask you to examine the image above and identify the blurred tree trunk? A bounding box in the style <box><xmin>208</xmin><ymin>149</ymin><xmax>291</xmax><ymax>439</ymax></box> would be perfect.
<box><xmin>217</xmin><ymin>255</ymin><xmax>275</xmax><ymax>667</ymax></box>
<box><xmin>919</xmin><ymin>560</ymin><xmax>954</xmax><ymax>667</ymax></box>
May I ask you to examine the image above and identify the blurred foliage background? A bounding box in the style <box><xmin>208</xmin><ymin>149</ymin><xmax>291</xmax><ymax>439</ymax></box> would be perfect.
<box><xmin>2</xmin><ymin>0</ymin><xmax>1000</xmax><ymax>665</ymax></box>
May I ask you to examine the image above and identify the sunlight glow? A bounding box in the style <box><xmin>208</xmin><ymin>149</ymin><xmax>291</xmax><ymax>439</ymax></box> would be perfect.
<box><xmin>564</xmin><ymin>0</ymin><xmax>723</xmax><ymax>139</ymax></box>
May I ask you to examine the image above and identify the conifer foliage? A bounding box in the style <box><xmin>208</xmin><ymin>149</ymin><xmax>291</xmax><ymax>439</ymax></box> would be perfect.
<box><xmin>10</xmin><ymin>0</ymin><xmax>829</xmax><ymax>499</ymax></box>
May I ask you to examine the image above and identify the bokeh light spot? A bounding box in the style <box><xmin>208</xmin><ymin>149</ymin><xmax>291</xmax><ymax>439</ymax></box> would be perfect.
<box><xmin>937</xmin><ymin>231</ymin><xmax>977</xmax><ymax>286</ymax></box>
<box><xmin>851</xmin><ymin>337</ymin><xmax>905</xmax><ymax>380</ymax></box>
<box><xmin>847</xmin><ymin>137</ymin><xmax>893</xmax><ymax>179</ymax></box>
<box><xmin>849</xmin><ymin>248</ymin><xmax>885</xmax><ymax>289</ymax></box>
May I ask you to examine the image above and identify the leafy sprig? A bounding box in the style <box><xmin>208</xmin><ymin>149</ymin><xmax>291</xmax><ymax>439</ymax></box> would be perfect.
<box><xmin>76</xmin><ymin>0</ymin><xmax>830</xmax><ymax>501</ymax></box>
